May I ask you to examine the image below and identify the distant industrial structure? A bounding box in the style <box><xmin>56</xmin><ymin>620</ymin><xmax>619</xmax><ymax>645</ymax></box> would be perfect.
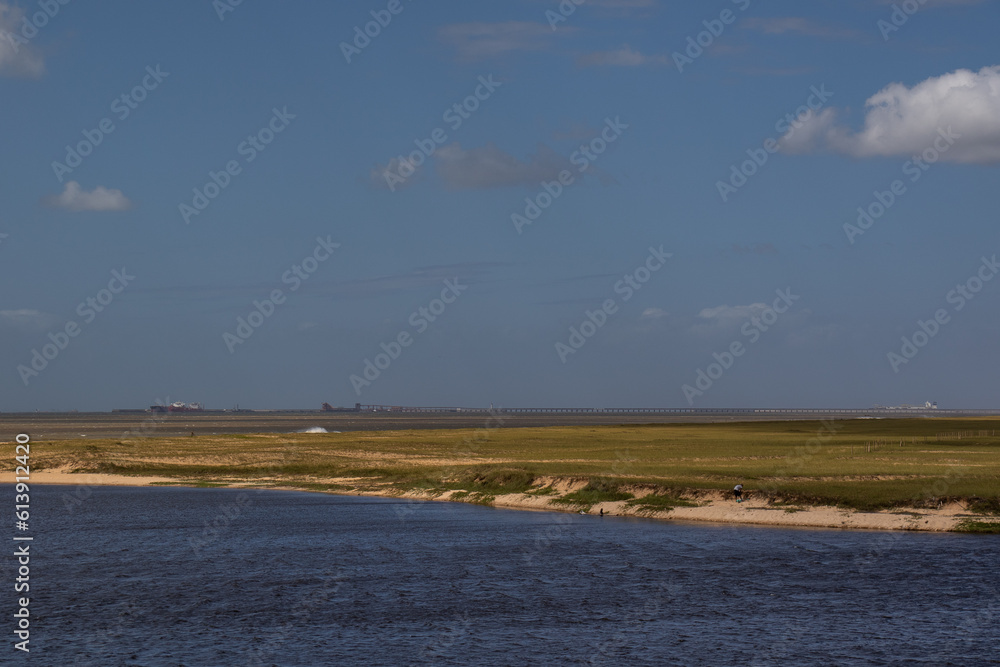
<box><xmin>149</xmin><ymin>402</ymin><xmax>204</xmax><ymax>413</ymax></box>
<box><xmin>308</xmin><ymin>402</ymin><xmax>1000</xmax><ymax>417</ymax></box>
<box><xmin>107</xmin><ymin>400</ymin><xmax>999</xmax><ymax>418</ymax></box>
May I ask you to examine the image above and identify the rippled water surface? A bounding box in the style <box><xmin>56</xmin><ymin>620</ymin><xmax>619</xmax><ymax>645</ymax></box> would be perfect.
<box><xmin>10</xmin><ymin>485</ymin><xmax>999</xmax><ymax>666</ymax></box>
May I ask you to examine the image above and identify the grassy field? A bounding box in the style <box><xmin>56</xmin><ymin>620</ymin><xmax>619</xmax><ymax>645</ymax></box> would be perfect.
<box><xmin>23</xmin><ymin>417</ymin><xmax>1000</xmax><ymax>514</ymax></box>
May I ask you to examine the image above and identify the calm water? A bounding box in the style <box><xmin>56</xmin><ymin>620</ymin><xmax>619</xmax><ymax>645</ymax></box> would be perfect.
<box><xmin>7</xmin><ymin>485</ymin><xmax>998</xmax><ymax>666</ymax></box>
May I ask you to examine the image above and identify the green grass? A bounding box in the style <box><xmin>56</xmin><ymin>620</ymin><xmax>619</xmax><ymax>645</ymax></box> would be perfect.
<box><xmin>955</xmin><ymin>520</ymin><xmax>1000</xmax><ymax>534</ymax></box>
<box><xmin>967</xmin><ymin>497</ymin><xmax>1000</xmax><ymax>514</ymax></box>
<box><xmin>625</xmin><ymin>493</ymin><xmax>698</xmax><ymax>512</ymax></box>
<box><xmin>23</xmin><ymin>418</ymin><xmax>1000</xmax><ymax>514</ymax></box>
<box><xmin>551</xmin><ymin>479</ymin><xmax>635</xmax><ymax>509</ymax></box>
<box><xmin>456</xmin><ymin>468</ymin><xmax>536</xmax><ymax>494</ymax></box>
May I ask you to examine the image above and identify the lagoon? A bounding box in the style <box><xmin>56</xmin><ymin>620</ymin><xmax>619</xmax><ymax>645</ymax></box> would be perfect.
<box><xmin>12</xmin><ymin>485</ymin><xmax>998</xmax><ymax>665</ymax></box>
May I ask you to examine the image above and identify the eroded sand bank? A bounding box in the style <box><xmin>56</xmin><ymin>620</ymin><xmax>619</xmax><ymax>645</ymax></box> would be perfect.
<box><xmin>9</xmin><ymin>468</ymin><xmax>986</xmax><ymax>532</ymax></box>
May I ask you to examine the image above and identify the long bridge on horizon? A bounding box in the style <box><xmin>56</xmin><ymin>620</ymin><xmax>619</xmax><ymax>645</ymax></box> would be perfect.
<box><xmin>334</xmin><ymin>404</ymin><xmax>1000</xmax><ymax>417</ymax></box>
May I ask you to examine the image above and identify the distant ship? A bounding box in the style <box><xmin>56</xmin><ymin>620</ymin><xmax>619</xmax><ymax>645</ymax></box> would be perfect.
<box><xmin>150</xmin><ymin>402</ymin><xmax>204</xmax><ymax>413</ymax></box>
<box><xmin>321</xmin><ymin>402</ymin><xmax>362</xmax><ymax>413</ymax></box>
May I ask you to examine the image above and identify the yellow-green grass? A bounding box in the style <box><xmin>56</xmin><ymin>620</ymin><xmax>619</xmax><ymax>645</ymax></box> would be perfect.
<box><xmin>23</xmin><ymin>418</ymin><xmax>1000</xmax><ymax>512</ymax></box>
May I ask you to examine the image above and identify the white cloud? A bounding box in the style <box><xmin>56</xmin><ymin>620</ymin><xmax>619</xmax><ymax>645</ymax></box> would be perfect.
<box><xmin>439</xmin><ymin>22</ymin><xmax>558</xmax><ymax>61</ymax></box>
<box><xmin>781</xmin><ymin>66</ymin><xmax>1000</xmax><ymax>164</ymax></box>
<box><xmin>45</xmin><ymin>181</ymin><xmax>132</xmax><ymax>212</ymax></box>
<box><xmin>577</xmin><ymin>45</ymin><xmax>669</xmax><ymax>68</ymax></box>
<box><xmin>690</xmin><ymin>303</ymin><xmax>768</xmax><ymax>335</ymax></box>
<box><xmin>0</xmin><ymin>2</ymin><xmax>45</xmax><ymax>78</ymax></box>
<box><xmin>743</xmin><ymin>17</ymin><xmax>863</xmax><ymax>40</ymax></box>
<box><xmin>697</xmin><ymin>303</ymin><xmax>769</xmax><ymax>322</ymax></box>
<box><xmin>369</xmin><ymin>156</ymin><xmax>424</xmax><ymax>191</ymax></box>
<box><xmin>0</xmin><ymin>309</ymin><xmax>59</xmax><ymax>331</ymax></box>
<box><xmin>435</xmin><ymin>142</ymin><xmax>570</xmax><ymax>190</ymax></box>
<box><xmin>640</xmin><ymin>307</ymin><xmax>668</xmax><ymax>320</ymax></box>
<box><xmin>878</xmin><ymin>0</ymin><xmax>987</xmax><ymax>6</ymax></box>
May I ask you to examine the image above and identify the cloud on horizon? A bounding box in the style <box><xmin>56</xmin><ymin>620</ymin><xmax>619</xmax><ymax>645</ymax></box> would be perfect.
<box><xmin>44</xmin><ymin>182</ymin><xmax>132</xmax><ymax>212</ymax></box>
<box><xmin>640</xmin><ymin>307</ymin><xmax>669</xmax><ymax>320</ymax></box>
<box><xmin>732</xmin><ymin>243</ymin><xmax>778</xmax><ymax>255</ymax></box>
<box><xmin>0</xmin><ymin>309</ymin><xmax>60</xmax><ymax>332</ymax></box>
<box><xmin>439</xmin><ymin>22</ymin><xmax>561</xmax><ymax>61</ymax></box>
<box><xmin>693</xmin><ymin>303</ymin><xmax>769</xmax><ymax>332</ymax></box>
<box><xmin>576</xmin><ymin>45</ymin><xmax>669</xmax><ymax>68</ymax></box>
<box><xmin>0</xmin><ymin>2</ymin><xmax>45</xmax><ymax>78</ymax></box>
<box><xmin>743</xmin><ymin>17</ymin><xmax>864</xmax><ymax>41</ymax></box>
<box><xmin>435</xmin><ymin>142</ymin><xmax>570</xmax><ymax>189</ymax></box>
<box><xmin>780</xmin><ymin>66</ymin><xmax>1000</xmax><ymax>164</ymax></box>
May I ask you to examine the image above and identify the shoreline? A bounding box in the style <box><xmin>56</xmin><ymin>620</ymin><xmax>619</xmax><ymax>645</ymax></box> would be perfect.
<box><xmin>11</xmin><ymin>469</ymin><xmax>990</xmax><ymax>533</ymax></box>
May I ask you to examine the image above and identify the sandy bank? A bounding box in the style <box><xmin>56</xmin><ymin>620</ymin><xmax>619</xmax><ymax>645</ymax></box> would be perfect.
<box><xmin>439</xmin><ymin>490</ymin><xmax>973</xmax><ymax>532</ymax></box>
<box><xmin>7</xmin><ymin>470</ymin><xmax>991</xmax><ymax>532</ymax></box>
<box><xmin>3</xmin><ymin>467</ymin><xmax>177</xmax><ymax>487</ymax></box>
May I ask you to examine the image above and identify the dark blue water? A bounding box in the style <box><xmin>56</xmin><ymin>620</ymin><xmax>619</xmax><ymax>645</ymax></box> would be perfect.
<box><xmin>5</xmin><ymin>485</ymin><xmax>998</xmax><ymax>666</ymax></box>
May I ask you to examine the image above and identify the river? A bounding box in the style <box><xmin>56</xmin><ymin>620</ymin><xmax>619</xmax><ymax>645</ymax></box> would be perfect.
<box><xmin>8</xmin><ymin>485</ymin><xmax>998</xmax><ymax>665</ymax></box>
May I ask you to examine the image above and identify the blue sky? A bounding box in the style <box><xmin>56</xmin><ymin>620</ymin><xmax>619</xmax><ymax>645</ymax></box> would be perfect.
<box><xmin>2</xmin><ymin>0</ymin><xmax>999</xmax><ymax>411</ymax></box>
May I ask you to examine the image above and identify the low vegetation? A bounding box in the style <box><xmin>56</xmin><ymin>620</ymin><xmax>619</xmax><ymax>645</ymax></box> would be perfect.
<box><xmin>955</xmin><ymin>520</ymin><xmax>1000</xmax><ymax>534</ymax></box>
<box><xmin>21</xmin><ymin>419</ymin><xmax>1000</xmax><ymax>518</ymax></box>
<box><xmin>625</xmin><ymin>493</ymin><xmax>698</xmax><ymax>512</ymax></box>
<box><xmin>551</xmin><ymin>479</ymin><xmax>635</xmax><ymax>509</ymax></box>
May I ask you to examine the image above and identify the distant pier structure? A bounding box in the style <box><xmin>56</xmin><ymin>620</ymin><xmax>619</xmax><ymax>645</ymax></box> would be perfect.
<box><xmin>317</xmin><ymin>403</ymin><xmax>1000</xmax><ymax>417</ymax></box>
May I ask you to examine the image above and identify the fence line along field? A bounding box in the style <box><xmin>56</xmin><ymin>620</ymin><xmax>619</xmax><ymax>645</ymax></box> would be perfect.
<box><xmin>10</xmin><ymin>418</ymin><xmax>1000</xmax><ymax>531</ymax></box>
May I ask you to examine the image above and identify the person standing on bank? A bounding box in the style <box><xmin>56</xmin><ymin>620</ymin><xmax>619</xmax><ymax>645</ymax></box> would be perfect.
<box><xmin>733</xmin><ymin>484</ymin><xmax>743</xmax><ymax>503</ymax></box>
